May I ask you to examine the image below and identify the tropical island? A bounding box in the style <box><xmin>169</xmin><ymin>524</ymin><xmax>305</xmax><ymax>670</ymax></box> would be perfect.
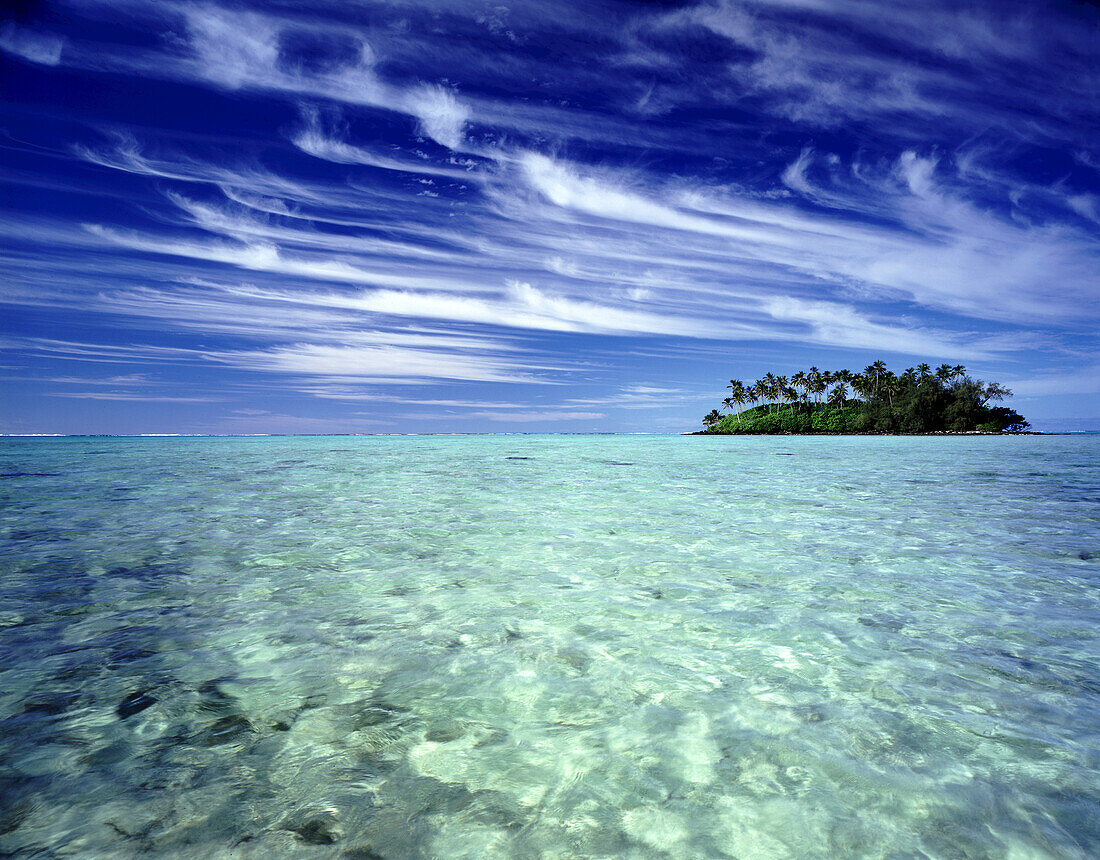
<box><xmin>700</xmin><ymin>362</ymin><xmax>1030</xmax><ymax>434</ymax></box>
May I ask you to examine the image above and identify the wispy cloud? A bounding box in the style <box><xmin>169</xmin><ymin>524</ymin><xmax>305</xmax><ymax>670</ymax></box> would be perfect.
<box><xmin>454</xmin><ymin>410</ymin><xmax>604</xmax><ymax>422</ymax></box>
<box><xmin>210</xmin><ymin>342</ymin><xmax>552</xmax><ymax>385</ymax></box>
<box><xmin>0</xmin><ymin>23</ymin><xmax>63</xmax><ymax>66</ymax></box>
<box><xmin>48</xmin><ymin>392</ymin><xmax>221</xmax><ymax>402</ymax></box>
<box><xmin>3</xmin><ymin>0</ymin><xmax>1097</xmax><ymax>430</ymax></box>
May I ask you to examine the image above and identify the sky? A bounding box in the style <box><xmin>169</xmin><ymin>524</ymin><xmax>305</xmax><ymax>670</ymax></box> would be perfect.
<box><xmin>1</xmin><ymin>0</ymin><xmax>1098</xmax><ymax>434</ymax></box>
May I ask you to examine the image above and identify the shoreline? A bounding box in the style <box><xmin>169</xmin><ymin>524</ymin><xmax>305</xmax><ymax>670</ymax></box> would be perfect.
<box><xmin>692</xmin><ymin>430</ymin><xmax>1052</xmax><ymax>437</ymax></box>
<box><xmin>1</xmin><ymin>430</ymin><xmax>1089</xmax><ymax>439</ymax></box>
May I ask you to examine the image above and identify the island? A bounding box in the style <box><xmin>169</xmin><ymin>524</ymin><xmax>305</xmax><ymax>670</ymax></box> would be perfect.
<box><xmin>700</xmin><ymin>362</ymin><xmax>1029</xmax><ymax>434</ymax></box>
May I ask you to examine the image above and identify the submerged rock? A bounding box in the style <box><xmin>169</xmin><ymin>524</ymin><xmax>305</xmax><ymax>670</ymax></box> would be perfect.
<box><xmin>342</xmin><ymin>848</ymin><xmax>385</xmax><ymax>859</ymax></box>
<box><xmin>195</xmin><ymin>714</ymin><xmax>254</xmax><ymax>746</ymax></box>
<box><xmin>282</xmin><ymin>811</ymin><xmax>340</xmax><ymax>845</ymax></box>
<box><xmin>23</xmin><ymin>691</ymin><xmax>79</xmax><ymax>715</ymax></box>
<box><xmin>117</xmin><ymin>691</ymin><xmax>157</xmax><ymax>720</ymax></box>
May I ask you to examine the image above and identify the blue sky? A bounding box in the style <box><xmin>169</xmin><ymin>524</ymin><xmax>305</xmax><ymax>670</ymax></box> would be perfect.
<box><xmin>2</xmin><ymin>0</ymin><xmax>1098</xmax><ymax>434</ymax></box>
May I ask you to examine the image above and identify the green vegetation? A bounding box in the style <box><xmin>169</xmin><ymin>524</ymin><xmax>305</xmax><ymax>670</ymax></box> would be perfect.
<box><xmin>701</xmin><ymin>362</ymin><xmax>1030</xmax><ymax>434</ymax></box>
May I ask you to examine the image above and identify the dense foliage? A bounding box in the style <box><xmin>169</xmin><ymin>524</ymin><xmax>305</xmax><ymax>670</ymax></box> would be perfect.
<box><xmin>701</xmin><ymin>362</ymin><xmax>1029</xmax><ymax>434</ymax></box>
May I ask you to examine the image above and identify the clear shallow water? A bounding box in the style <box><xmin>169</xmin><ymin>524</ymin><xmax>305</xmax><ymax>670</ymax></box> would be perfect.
<box><xmin>0</xmin><ymin>434</ymin><xmax>1097</xmax><ymax>859</ymax></box>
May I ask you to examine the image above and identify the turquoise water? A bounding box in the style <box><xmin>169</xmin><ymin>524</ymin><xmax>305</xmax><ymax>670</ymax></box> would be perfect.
<box><xmin>0</xmin><ymin>434</ymin><xmax>1097</xmax><ymax>858</ymax></box>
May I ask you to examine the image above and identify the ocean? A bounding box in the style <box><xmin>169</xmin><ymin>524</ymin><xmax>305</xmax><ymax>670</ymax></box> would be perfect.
<box><xmin>0</xmin><ymin>434</ymin><xmax>1097</xmax><ymax>858</ymax></box>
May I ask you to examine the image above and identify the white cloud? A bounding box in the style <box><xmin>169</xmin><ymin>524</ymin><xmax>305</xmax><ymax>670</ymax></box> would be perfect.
<box><xmin>183</xmin><ymin>6</ymin><xmax>281</xmax><ymax>90</ymax></box>
<box><xmin>763</xmin><ymin>296</ymin><xmax>994</xmax><ymax>359</ymax></box>
<box><xmin>0</xmin><ymin>24</ymin><xmax>63</xmax><ymax>66</ymax></box>
<box><xmin>212</xmin><ymin>342</ymin><xmax>547</xmax><ymax>384</ymax></box>
<box><xmin>76</xmin><ymin>134</ymin><xmax>327</xmax><ymax>202</ymax></box>
<box><xmin>180</xmin><ymin>6</ymin><xmax>479</xmax><ymax>154</ymax></box>
<box><xmin>518</xmin><ymin>152</ymin><xmax>777</xmax><ymax>244</ymax></box>
<box><xmin>48</xmin><ymin>392</ymin><xmax>220</xmax><ymax>402</ymax></box>
<box><xmin>404</xmin><ymin>85</ymin><xmax>470</xmax><ymax>150</ymax></box>
<box><xmin>82</xmin><ymin>223</ymin><xmax>483</xmax><ymax>292</ymax></box>
<box><xmin>1067</xmin><ymin>195</ymin><xmax>1100</xmax><ymax>225</ymax></box>
<box><xmin>463</xmin><ymin>410</ymin><xmax>604</xmax><ymax>422</ymax></box>
<box><xmin>291</xmin><ymin>112</ymin><xmax>476</xmax><ymax>178</ymax></box>
<box><xmin>1006</xmin><ymin>365</ymin><xmax>1100</xmax><ymax>397</ymax></box>
<box><xmin>781</xmin><ymin>148</ymin><xmax>815</xmax><ymax>196</ymax></box>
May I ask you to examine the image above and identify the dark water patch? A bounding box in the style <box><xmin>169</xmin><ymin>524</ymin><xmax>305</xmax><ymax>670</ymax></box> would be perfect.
<box><xmin>0</xmin><ymin>796</ymin><xmax>33</xmax><ymax>836</ymax></box>
<box><xmin>194</xmin><ymin>714</ymin><xmax>255</xmax><ymax>747</ymax></box>
<box><xmin>107</xmin><ymin>645</ymin><xmax>158</xmax><ymax>668</ymax></box>
<box><xmin>194</xmin><ymin>680</ymin><xmax>241</xmax><ymax>715</ymax></box>
<box><xmin>106</xmin><ymin>561</ymin><xmax>185</xmax><ymax>583</ymax></box>
<box><xmin>505</xmin><ymin>456</ymin><xmax>530</xmax><ymax>460</ymax></box>
<box><xmin>265</xmin><ymin>631</ymin><xmax>300</xmax><ymax>646</ymax></box>
<box><xmin>384</xmin><ymin>585</ymin><xmax>414</xmax><ymax>596</ymax></box>
<box><xmin>979</xmin><ymin>650</ymin><xmax>1083</xmax><ymax>695</ymax></box>
<box><xmin>424</xmin><ymin>721</ymin><xmax>465</xmax><ymax>743</ymax></box>
<box><xmin>6</xmin><ymin>528</ymin><xmax>72</xmax><ymax>543</ymax></box>
<box><xmin>117</xmin><ymin>691</ymin><xmax>157</xmax><ymax>719</ymax></box>
<box><xmin>21</xmin><ymin>690</ymin><xmax>81</xmax><ymax>716</ymax></box>
<box><xmin>283</xmin><ymin>811</ymin><xmax>341</xmax><ymax>845</ymax></box>
<box><xmin>0</xmin><ymin>472</ymin><xmax>61</xmax><ymax>478</ymax></box>
<box><xmin>0</xmin><ymin>772</ymin><xmax>50</xmax><ymax>837</ymax></box>
<box><xmin>82</xmin><ymin>740</ymin><xmax>131</xmax><ymax>767</ymax></box>
<box><xmin>775</xmin><ymin>453</ymin><xmax>794</xmax><ymax>456</ymax></box>
<box><xmin>351</xmin><ymin>704</ymin><xmax>406</xmax><ymax>730</ymax></box>
<box><xmin>793</xmin><ymin>705</ymin><xmax>827</xmax><ymax>723</ymax></box>
<box><xmin>1079</xmin><ymin>551</ymin><xmax>1094</xmax><ymax>560</ymax></box>
<box><xmin>105</xmin><ymin>819</ymin><xmax>156</xmax><ymax>852</ymax></box>
<box><xmin>342</xmin><ymin>847</ymin><xmax>385</xmax><ymax>859</ymax></box>
<box><xmin>858</xmin><ymin>614</ymin><xmax>908</xmax><ymax>632</ymax></box>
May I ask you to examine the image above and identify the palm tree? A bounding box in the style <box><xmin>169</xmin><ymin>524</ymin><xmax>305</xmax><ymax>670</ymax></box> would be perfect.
<box><xmin>851</xmin><ymin>373</ymin><xmax>873</xmax><ymax>402</ymax></box>
<box><xmin>762</xmin><ymin>373</ymin><xmax>779</xmax><ymax>412</ymax></box>
<box><xmin>774</xmin><ymin>376</ymin><xmax>790</xmax><ymax>413</ymax></box>
<box><xmin>754</xmin><ymin>377</ymin><xmax>770</xmax><ymax>412</ymax></box>
<box><xmin>791</xmin><ymin>371</ymin><xmax>808</xmax><ymax>403</ymax></box>
<box><xmin>866</xmin><ymin>360</ymin><xmax>888</xmax><ymax>400</ymax></box>
<box><xmin>829</xmin><ymin>382</ymin><xmax>848</xmax><ymax>406</ymax></box>
<box><xmin>782</xmin><ymin>383</ymin><xmax>799</xmax><ymax>414</ymax></box>
<box><xmin>726</xmin><ymin>380</ymin><xmax>748</xmax><ymax>424</ymax></box>
<box><xmin>881</xmin><ymin>372</ymin><xmax>900</xmax><ymax>406</ymax></box>
<box><xmin>722</xmin><ymin>397</ymin><xmax>735</xmax><ymax>414</ymax></box>
<box><xmin>749</xmin><ymin>382</ymin><xmax>763</xmax><ymax>410</ymax></box>
<box><xmin>811</xmin><ymin>371</ymin><xmax>827</xmax><ymax>403</ymax></box>
<box><xmin>916</xmin><ymin>363</ymin><xmax>932</xmax><ymax>382</ymax></box>
<box><xmin>935</xmin><ymin>363</ymin><xmax>954</xmax><ymax>384</ymax></box>
<box><xmin>807</xmin><ymin>366</ymin><xmax>822</xmax><ymax>403</ymax></box>
<box><xmin>703</xmin><ymin>409</ymin><xmax>722</xmax><ymax>430</ymax></box>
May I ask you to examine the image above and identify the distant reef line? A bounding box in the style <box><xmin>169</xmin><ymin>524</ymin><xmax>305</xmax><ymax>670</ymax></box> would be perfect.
<box><xmin>699</xmin><ymin>362</ymin><xmax>1029</xmax><ymax>435</ymax></box>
